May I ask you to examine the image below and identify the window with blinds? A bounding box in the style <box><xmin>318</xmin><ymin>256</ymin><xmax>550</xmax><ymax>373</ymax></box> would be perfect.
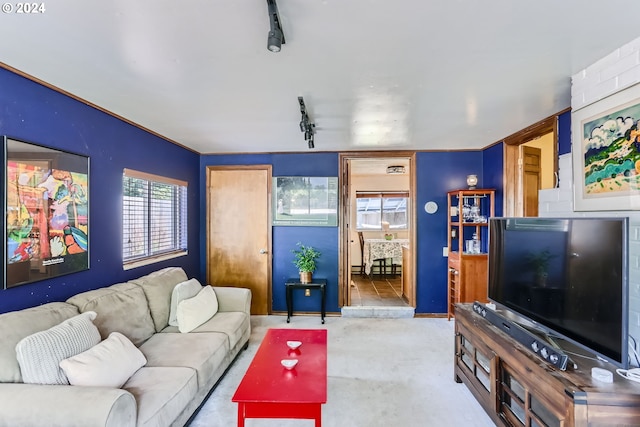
<box><xmin>355</xmin><ymin>191</ymin><xmax>409</xmax><ymax>230</ymax></box>
<box><xmin>123</xmin><ymin>169</ymin><xmax>188</xmax><ymax>266</ymax></box>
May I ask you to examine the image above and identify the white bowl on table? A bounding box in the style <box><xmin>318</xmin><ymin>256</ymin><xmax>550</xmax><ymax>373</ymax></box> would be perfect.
<box><xmin>281</xmin><ymin>359</ymin><xmax>298</xmax><ymax>370</ymax></box>
<box><xmin>286</xmin><ymin>340</ymin><xmax>302</xmax><ymax>350</ymax></box>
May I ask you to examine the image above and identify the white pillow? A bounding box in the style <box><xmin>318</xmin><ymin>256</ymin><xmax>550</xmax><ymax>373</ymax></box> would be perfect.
<box><xmin>59</xmin><ymin>332</ymin><xmax>147</xmax><ymax>388</ymax></box>
<box><xmin>168</xmin><ymin>278</ymin><xmax>203</xmax><ymax>326</ymax></box>
<box><xmin>16</xmin><ymin>311</ymin><xmax>100</xmax><ymax>385</ymax></box>
<box><xmin>176</xmin><ymin>285</ymin><xmax>219</xmax><ymax>333</ymax></box>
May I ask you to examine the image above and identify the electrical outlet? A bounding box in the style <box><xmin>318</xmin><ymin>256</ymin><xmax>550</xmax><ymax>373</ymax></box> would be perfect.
<box><xmin>305</xmin><ymin>288</ymin><xmax>311</xmax><ymax>297</ymax></box>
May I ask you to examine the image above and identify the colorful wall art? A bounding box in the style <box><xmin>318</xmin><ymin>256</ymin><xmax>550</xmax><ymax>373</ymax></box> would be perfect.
<box><xmin>4</xmin><ymin>137</ymin><xmax>89</xmax><ymax>288</ymax></box>
<box><xmin>573</xmin><ymin>83</ymin><xmax>640</xmax><ymax>211</ymax></box>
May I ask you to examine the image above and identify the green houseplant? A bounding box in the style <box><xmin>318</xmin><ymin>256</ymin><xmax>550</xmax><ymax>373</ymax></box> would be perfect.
<box><xmin>291</xmin><ymin>242</ymin><xmax>321</xmax><ymax>284</ymax></box>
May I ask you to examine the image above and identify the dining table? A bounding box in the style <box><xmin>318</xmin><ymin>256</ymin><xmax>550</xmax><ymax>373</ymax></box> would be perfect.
<box><xmin>363</xmin><ymin>238</ymin><xmax>409</xmax><ymax>276</ymax></box>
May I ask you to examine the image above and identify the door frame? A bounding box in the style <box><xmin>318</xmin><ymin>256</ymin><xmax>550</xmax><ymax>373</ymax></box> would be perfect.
<box><xmin>502</xmin><ymin>108</ymin><xmax>569</xmax><ymax>216</ymax></box>
<box><xmin>338</xmin><ymin>151</ymin><xmax>417</xmax><ymax>308</ymax></box>
<box><xmin>205</xmin><ymin>164</ymin><xmax>273</xmax><ymax>314</ymax></box>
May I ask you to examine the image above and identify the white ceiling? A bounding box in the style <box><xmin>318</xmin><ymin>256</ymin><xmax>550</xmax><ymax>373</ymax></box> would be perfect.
<box><xmin>2</xmin><ymin>1</ymin><xmax>639</xmax><ymax>154</ymax></box>
<box><xmin>350</xmin><ymin>158</ymin><xmax>410</xmax><ymax>176</ymax></box>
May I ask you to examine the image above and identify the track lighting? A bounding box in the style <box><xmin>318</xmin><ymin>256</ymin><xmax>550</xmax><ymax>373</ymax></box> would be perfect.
<box><xmin>298</xmin><ymin>96</ymin><xmax>315</xmax><ymax>149</ymax></box>
<box><xmin>266</xmin><ymin>0</ymin><xmax>285</xmax><ymax>52</ymax></box>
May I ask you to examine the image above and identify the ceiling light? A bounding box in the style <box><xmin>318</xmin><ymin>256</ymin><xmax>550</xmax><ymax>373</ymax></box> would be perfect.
<box><xmin>266</xmin><ymin>0</ymin><xmax>285</xmax><ymax>53</ymax></box>
<box><xmin>298</xmin><ymin>96</ymin><xmax>316</xmax><ymax>149</ymax></box>
<box><xmin>386</xmin><ymin>166</ymin><xmax>405</xmax><ymax>174</ymax></box>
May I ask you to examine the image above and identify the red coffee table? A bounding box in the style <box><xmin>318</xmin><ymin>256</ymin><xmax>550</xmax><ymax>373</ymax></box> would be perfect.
<box><xmin>232</xmin><ymin>328</ymin><xmax>327</xmax><ymax>427</ymax></box>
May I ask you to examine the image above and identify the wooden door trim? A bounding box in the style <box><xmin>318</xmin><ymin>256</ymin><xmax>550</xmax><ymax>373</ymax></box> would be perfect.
<box><xmin>205</xmin><ymin>164</ymin><xmax>273</xmax><ymax>314</ymax></box>
<box><xmin>502</xmin><ymin>108</ymin><xmax>567</xmax><ymax>216</ymax></box>
<box><xmin>338</xmin><ymin>151</ymin><xmax>417</xmax><ymax>308</ymax></box>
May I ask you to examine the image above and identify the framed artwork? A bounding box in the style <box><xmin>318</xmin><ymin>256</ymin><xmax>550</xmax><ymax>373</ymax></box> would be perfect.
<box><xmin>272</xmin><ymin>177</ymin><xmax>338</xmax><ymax>226</ymax></box>
<box><xmin>3</xmin><ymin>137</ymin><xmax>89</xmax><ymax>288</ymax></box>
<box><xmin>572</xmin><ymin>82</ymin><xmax>640</xmax><ymax>211</ymax></box>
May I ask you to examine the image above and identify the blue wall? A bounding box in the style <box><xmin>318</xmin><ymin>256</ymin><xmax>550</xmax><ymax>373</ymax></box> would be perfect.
<box><xmin>199</xmin><ymin>153</ymin><xmax>340</xmax><ymax>313</ymax></box>
<box><xmin>483</xmin><ymin>143</ymin><xmax>504</xmax><ymax>216</ymax></box>
<box><xmin>415</xmin><ymin>151</ymin><xmax>483</xmax><ymax>313</ymax></box>
<box><xmin>0</xmin><ymin>66</ymin><xmax>511</xmax><ymax>316</ymax></box>
<box><xmin>558</xmin><ymin>110</ymin><xmax>572</xmax><ymax>156</ymax></box>
<box><xmin>0</xmin><ymin>68</ymin><xmax>201</xmax><ymax>313</ymax></box>
<box><xmin>200</xmin><ymin>151</ymin><xmax>484</xmax><ymax>315</ymax></box>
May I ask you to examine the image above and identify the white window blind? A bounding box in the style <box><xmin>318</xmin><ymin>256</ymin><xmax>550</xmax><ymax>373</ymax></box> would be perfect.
<box><xmin>123</xmin><ymin>169</ymin><xmax>187</xmax><ymax>265</ymax></box>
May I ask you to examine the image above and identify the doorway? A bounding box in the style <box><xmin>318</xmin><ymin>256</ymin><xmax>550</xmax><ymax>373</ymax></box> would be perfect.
<box><xmin>338</xmin><ymin>152</ymin><xmax>417</xmax><ymax>308</ymax></box>
<box><xmin>503</xmin><ymin>109</ymin><xmax>567</xmax><ymax>217</ymax></box>
<box><xmin>206</xmin><ymin>165</ymin><xmax>272</xmax><ymax>314</ymax></box>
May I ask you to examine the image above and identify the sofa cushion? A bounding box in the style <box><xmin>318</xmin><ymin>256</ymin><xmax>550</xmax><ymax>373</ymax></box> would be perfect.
<box><xmin>169</xmin><ymin>278</ymin><xmax>203</xmax><ymax>327</ymax></box>
<box><xmin>177</xmin><ymin>286</ymin><xmax>219</xmax><ymax>333</ymax></box>
<box><xmin>123</xmin><ymin>366</ymin><xmax>197</xmax><ymax>427</ymax></box>
<box><xmin>60</xmin><ymin>332</ymin><xmax>147</xmax><ymax>388</ymax></box>
<box><xmin>196</xmin><ymin>311</ymin><xmax>249</xmax><ymax>350</ymax></box>
<box><xmin>130</xmin><ymin>267</ymin><xmax>189</xmax><ymax>332</ymax></box>
<box><xmin>16</xmin><ymin>311</ymin><xmax>100</xmax><ymax>385</ymax></box>
<box><xmin>163</xmin><ymin>312</ymin><xmax>249</xmax><ymax>351</ymax></box>
<box><xmin>67</xmin><ymin>281</ymin><xmax>155</xmax><ymax>346</ymax></box>
<box><xmin>0</xmin><ymin>302</ymin><xmax>80</xmax><ymax>383</ymax></box>
<box><xmin>139</xmin><ymin>331</ymin><xmax>228</xmax><ymax>389</ymax></box>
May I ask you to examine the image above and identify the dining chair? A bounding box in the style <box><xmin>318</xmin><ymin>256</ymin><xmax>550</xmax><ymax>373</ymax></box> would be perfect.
<box><xmin>358</xmin><ymin>231</ymin><xmax>387</xmax><ymax>277</ymax></box>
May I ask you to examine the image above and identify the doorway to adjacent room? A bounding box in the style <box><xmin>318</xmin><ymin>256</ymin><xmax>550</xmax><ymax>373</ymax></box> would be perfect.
<box><xmin>338</xmin><ymin>152</ymin><xmax>417</xmax><ymax>309</ymax></box>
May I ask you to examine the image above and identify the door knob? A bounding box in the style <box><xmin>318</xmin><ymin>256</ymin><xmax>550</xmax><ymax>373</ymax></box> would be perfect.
<box><xmin>259</xmin><ymin>249</ymin><xmax>268</xmax><ymax>254</ymax></box>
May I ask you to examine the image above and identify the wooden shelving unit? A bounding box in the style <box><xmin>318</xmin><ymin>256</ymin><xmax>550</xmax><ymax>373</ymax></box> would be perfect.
<box><xmin>447</xmin><ymin>189</ymin><xmax>495</xmax><ymax>320</ymax></box>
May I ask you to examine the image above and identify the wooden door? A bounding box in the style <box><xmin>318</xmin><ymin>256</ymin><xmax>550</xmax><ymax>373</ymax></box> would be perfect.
<box><xmin>206</xmin><ymin>166</ymin><xmax>271</xmax><ymax>314</ymax></box>
<box><xmin>521</xmin><ymin>146</ymin><xmax>541</xmax><ymax>217</ymax></box>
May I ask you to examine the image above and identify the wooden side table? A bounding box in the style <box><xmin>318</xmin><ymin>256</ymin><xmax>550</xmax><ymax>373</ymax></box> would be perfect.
<box><xmin>285</xmin><ymin>278</ymin><xmax>327</xmax><ymax>324</ymax></box>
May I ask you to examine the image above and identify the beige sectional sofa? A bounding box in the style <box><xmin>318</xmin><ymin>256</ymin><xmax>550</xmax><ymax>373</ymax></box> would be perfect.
<box><xmin>0</xmin><ymin>267</ymin><xmax>251</xmax><ymax>427</ymax></box>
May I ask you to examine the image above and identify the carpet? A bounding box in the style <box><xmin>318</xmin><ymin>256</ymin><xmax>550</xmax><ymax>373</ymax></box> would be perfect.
<box><xmin>188</xmin><ymin>315</ymin><xmax>496</xmax><ymax>427</ymax></box>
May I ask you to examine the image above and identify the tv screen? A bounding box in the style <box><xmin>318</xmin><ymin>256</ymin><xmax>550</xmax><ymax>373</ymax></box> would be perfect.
<box><xmin>488</xmin><ymin>217</ymin><xmax>629</xmax><ymax>369</ymax></box>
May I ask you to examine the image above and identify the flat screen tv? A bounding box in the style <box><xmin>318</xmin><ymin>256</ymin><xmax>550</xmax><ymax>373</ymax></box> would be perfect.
<box><xmin>488</xmin><ymin>217</ymin><xmax>629</xmax><ymax>369</ymax></box>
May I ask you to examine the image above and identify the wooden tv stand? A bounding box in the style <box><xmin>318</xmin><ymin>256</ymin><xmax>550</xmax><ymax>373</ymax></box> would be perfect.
<box><xmin>454</xmin><ymin>303</ymin><xmax>640</xmax><ymax>426</ymax></box>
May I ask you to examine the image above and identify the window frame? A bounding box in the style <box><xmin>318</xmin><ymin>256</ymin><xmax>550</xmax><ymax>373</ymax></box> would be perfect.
<box><xmin>355</xmin><ymin>191</ymin><xmax>409</xmax><ymax>231</ymax></box>
<box><xmin>122</xmin><ymin>168</ymin><xmax>188</xmax><ymax>270</ymax></box>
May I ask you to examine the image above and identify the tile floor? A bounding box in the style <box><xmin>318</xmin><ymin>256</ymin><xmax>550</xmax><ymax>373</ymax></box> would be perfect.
<box><xmin>349</xmin><ymin>272</ymin><xmax>409</xmax><ymax>307</ymax></box>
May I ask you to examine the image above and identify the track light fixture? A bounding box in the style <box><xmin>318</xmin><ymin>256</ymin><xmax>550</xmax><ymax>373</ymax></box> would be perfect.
<box><xmin>298</xmin><ymin>96</ymin><xmax>315</xmax><ymax>149</ymax></box>
<box><xmin>266</xmin><ymin>0</ymin><xmax>285</xmax><ymax>52</ymax></box>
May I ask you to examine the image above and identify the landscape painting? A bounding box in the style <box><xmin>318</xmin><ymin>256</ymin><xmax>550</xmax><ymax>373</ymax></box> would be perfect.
<box><xmin>272</xmin><ymin>176</ymin><xmax>338</xmax><ymax>226</ymax></box>
<box><xmin>573</xmin><ymin>82</ymin><xmax>640</xmax><ymax>211</ymax></box>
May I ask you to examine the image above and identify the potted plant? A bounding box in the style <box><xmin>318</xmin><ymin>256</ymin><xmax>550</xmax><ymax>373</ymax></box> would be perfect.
<box><xmin>291</xmin><ymin>242</ymin><xmax>321</xmax><ymax>284</ymax></box>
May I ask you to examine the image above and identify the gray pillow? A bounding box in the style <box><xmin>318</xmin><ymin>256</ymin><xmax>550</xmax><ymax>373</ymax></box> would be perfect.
<box><xmin>15</xmin><ymin>311</ymin><xmax>100</xmax><ymax>385</ymax></box>
<box><xmin>169</xmin><ymin>279</ymin><xmax>203</xmax><ymax>326</ymax></box>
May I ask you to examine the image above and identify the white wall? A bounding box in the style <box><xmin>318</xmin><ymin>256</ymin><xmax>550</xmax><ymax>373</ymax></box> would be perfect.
<box><xmin>539</xmin><ymin>36</ymin><xmax>640</xmax><ymax>366</ymax></box>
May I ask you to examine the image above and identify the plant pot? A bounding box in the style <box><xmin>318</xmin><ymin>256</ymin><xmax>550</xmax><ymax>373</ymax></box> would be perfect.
<box><xmin>299</xmin><ymin>271</ymin><xmax>312</xmax><ymax>284</ymax></box>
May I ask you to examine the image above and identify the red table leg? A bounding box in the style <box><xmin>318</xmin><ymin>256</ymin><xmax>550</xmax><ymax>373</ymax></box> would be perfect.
<box><xmin>237</xmin><ymin>402</ymin><xmax>245</xmax><ymax>427</ymax></box>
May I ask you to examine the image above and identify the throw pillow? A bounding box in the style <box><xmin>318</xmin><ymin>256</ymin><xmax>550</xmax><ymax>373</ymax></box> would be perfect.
<box><xmin>15</xmin><ymin>311</ymin><xmax>101</xmax><ymax>385</ymax></box>
<box><xmin>59</xmin><ymin>332</ymin><xmax>147</xmax><ymax>388</ymax></box>
<box><xmin>176</xmin><ymin>285</ymin><xmax>219</xmax><ymax>333</ymax></box>
<box><xmin>168</xmin><ymin>278</ymin><xmax>203</xmax><ymax>326</ymax></box>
